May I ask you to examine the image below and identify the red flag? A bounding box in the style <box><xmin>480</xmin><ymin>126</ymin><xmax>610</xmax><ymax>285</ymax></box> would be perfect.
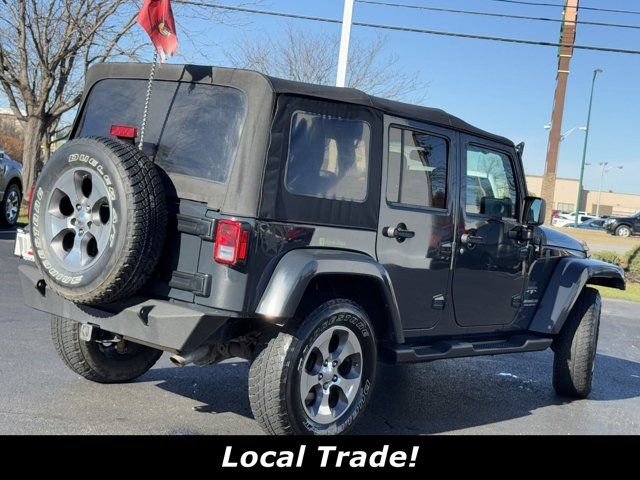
<box><xmin>137</xmin><ymin>0</ymin><xmax>178</xmax><ymax>62</ymax></box>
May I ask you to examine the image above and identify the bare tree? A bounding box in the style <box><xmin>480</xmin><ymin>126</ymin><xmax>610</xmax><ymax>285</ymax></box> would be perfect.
<box><xmin>226</xmin><ymin>24</ymin><xmax>426</xmax><ymax>102</ymax></box>
<box><xmin>0</xmin><ymin>0</ymin><xmax>145</xmax><ymax>194</ymax></box>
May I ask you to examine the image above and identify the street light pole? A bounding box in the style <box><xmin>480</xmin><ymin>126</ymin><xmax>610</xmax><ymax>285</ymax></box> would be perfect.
<box><xmin>595</xmin><ymin>162</ymin><xmax>623</xmax><ymax>216</ymax></box>
<box><xmin>336</xmin><ymin>0</ymin><xmax>355</xmax><ymax>87</ymax></box>
<box><xmin>596</xmin><ymin>162</ymin><xmax>607</xmax><ymax>217</ymax></box>
<box><xmin>575</xmin><ymin>68</ymin><xmax>603</xmax><ymax>226</ymax></box>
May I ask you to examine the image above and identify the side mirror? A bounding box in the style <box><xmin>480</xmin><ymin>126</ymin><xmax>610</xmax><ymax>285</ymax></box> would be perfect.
<box><xmin>523</xmin><ymin>196</ymin><xmax>545</xmax><ymax>226</ymax></box>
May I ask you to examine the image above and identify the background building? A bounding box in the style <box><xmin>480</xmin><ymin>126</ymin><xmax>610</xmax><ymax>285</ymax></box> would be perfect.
<box><xmin>526</xmin><ymin>174</ymin><xmax>640</xmax><ymax>216</ymax></box>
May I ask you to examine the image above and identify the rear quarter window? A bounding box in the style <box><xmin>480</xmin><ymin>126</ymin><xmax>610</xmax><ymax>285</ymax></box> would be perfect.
<box><xmin>284</xmin><ymin>111</ymin><xmax>370</xmax><ymax>203</ymax></box>
<box><xmin>77</xmin><ymin>79</ymin><xmax>247</xmax><ymax>184</ymax></box>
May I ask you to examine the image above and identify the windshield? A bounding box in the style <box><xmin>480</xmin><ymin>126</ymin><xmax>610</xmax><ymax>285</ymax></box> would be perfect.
<box><xmin>76</xmin><ymin>79</ymin><xmax>247</xmax><ymax>184</ymax></box>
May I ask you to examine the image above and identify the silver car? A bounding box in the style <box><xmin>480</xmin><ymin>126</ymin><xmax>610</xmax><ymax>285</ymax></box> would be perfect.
<box><xmin>0</xmin><ymin>147</ymin><xmax>23</xmax><ymax>226</ymax></box>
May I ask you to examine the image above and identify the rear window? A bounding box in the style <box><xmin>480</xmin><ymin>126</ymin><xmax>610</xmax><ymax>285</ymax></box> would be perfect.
<box><xmin>77</xmin><ymin>79</ymin><xmax>247</xmax><ymax>184</ymax></box>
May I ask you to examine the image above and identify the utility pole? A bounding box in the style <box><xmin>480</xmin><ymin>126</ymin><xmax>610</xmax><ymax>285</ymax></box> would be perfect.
<box><xmin>540</xmin><ymin>0</ymin><xmax>579</xmax><ymax>223</ymax></box>
<box><xmin>336</xmin><ymin>0</ymin><xmax>355</xmax><ymax>87</ymax></box>
<box><xmin>575</xmin><ymin>68</ymin><xmax>603</xmax><ymax>225</ymax></box>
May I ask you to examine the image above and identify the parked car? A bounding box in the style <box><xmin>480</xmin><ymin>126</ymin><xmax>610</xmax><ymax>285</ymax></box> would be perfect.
<box><xmin>604</xmin><ymin>212</ymin><xmax>640</xmax><ymax>237</ymax></box>
<box><xmin>0</xmin><ymin>147</ymin><xmax>23</xmax><ymax>226</ymax></box>
<box><xmin>16</xmin><ymin>63</ymin><xmax>625</xmax><ymax>435</ymax></box>
<box><xmin>565</xmin><ymin>218</ymin><xmax>606</xmax><ymax>231</ymax></box>
<box><xmin>552</xmin><ymin>212</ymin><xmax>596</xmax><ymax>228</ymax></box>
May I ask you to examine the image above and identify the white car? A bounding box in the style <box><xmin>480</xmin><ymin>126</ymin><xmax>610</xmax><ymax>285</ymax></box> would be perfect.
<box><xmin>552</xmin><ymin>213</ymin><xmax>597</xmax><ymax>227</ymax></box>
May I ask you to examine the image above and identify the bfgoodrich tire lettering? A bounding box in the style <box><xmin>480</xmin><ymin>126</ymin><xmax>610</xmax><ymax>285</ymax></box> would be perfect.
<box><xmin>30</xmin><ymin>137</ymin><xmax>166</xmax><ymax>304</ymax></box>
<box><xmin>248</xmin><ymin>299</ymin><xmax>377</xmax><ymax>435</ymax></box>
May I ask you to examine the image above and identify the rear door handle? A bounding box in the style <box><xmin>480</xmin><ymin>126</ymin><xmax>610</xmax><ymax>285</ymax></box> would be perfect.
<box><xmin>460</xmin><ymin>233</ymin><xmax>484</xmax><ymax>245</ymax></box>
<box><xmin>383</xmin><ymin>223</ymin><xmax>415</xmax><ymax>242</ymax></box>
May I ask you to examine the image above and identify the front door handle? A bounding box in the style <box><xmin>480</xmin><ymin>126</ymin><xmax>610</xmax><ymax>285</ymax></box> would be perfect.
<box><xmin>460</xmin><ymin>233</ymin><xmax>484</xmax><ymax>246</ymax></box>
<box><xmin>383</xmin><ymin>223</ymin><xmax>415</xmax><ymax>242</ymax></box>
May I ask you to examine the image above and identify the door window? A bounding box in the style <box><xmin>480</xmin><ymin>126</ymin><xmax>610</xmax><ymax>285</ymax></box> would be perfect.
<box><xmin>387</xmin><ymin>127</ymin><xmax>448</xmax><ymax>209</ymax></box>
<box><xmin>465</xmin><ymin>146</ymin><xmax>518</xmax><ymax>218</ymax></box>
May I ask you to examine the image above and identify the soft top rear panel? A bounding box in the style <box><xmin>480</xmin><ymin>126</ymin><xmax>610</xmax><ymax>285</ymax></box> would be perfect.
<box><xmin>74</xmin><ymin>63</ymin><xmax>275</xmax><ymax>216</ymax></box>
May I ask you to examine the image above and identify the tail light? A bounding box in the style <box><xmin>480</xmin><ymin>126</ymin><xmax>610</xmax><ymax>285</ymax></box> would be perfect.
<box><xmin>214</xmin><ymin>219</ymin><xmax>250</xmax><ymax>266</ymax></box>
<box><xmin>25</xmin><ymin>184</ymin><xmax>35</xmax><ymax>219</ymax></box>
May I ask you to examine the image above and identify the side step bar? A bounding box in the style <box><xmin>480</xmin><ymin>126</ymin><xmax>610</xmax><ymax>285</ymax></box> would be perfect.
<box><xmin>384</xmin><ymin>334</ymin><xmax>553</xmax><ymax>363</ymax></box>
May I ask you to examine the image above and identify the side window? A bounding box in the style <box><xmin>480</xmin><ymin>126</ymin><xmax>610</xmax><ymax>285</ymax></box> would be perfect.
<box><xmin>465</xmin><ymin>146</ymin><xmax>518</xmax><ymax>218</ymax></box>
<box><xmin>285</xmin><ymin>111</ymin><xmax>370</xmax><ymax>202</ymax></box>
<box><xmin>387</xmin><ymin>126</ymin><xmax>448</xmax><ymax>209</ymax></box>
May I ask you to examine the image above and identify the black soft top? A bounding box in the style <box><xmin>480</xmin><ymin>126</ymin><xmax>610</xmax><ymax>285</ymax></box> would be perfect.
<box><xmin>265</xmin><ymin>76</ymin><xmax>514</xmax><ymax>146</ymax></box>
<box><xmin>83</xmin><ymin>62</ymin><xmax>513</xmax><ymax>147</ymax></box>
<box><xmin>78</xmin><ymin>63</ymin><xmax>513</xmax><ymax>217</ymax></box>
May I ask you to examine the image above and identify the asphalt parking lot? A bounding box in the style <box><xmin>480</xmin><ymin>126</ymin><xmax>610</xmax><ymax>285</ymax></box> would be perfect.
<box><xmin>0</xmin><ymin>229</ymin><xmax>638</xmax><ymax>435</ymax></box>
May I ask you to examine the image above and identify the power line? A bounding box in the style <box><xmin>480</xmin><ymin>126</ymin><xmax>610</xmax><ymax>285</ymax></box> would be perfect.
<box><xmin>485</xmin><ymin>0</ymin><xmax>640</xmax><ymax>16</ymax></box>
<box><xmin>174</xmin><ymin>0</ymin><xmax>640</xmax><ymax>55</ymax></box>
<box><xmin>356</xmin><ymin>0</ymin><xmax>640</xmax><ymax>30</ymax></box>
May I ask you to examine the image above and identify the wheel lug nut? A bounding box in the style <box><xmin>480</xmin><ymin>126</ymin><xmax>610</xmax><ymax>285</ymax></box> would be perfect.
<box><xmin>323</xmin><ymin>382</ymin><xmax>329</xmax><ymax>390</ymax></box>
<box><xmin>332</xmin><ymin>361</ymin><xmax>338</xmax><ymax>367</ymax></box>
<box><xmin>324</xmin><ymin>360</ymin><xmax>328</xmax><ymax>366</ymax></box>
<box><xmin>76</xmin><ymin>204</ymin><xmax>81</xmax><ymax>210</ymax></box>
<box><xmin>78</xmin><ymin>229</ymin><xmax>84</xmax><ymax>236</ymax></box>
<box><xmin>333</xmin><ymin>375</ymin><xmax>338</xmax><ymax>382</ymax></box>
<box><xmin>318</xmin><ymin>373</ymin><xmax>323</xmax><ymax>380</ymax></box>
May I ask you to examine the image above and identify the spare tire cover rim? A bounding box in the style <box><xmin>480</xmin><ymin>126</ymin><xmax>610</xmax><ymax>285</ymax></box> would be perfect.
<box><xmin>44</xmin><ymin>167</ymin><xmax>113</xmax><ymax>273</ymax></box>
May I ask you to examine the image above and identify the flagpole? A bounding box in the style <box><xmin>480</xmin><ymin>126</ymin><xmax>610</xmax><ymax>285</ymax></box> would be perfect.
<box><xmin>139</xmin><ymin>50</ymin><xmax>158</xmax><ymax>151</ymax></box>
<box><xmin>336</xmin><ymin>0</ymin><xmax>354</xmax><ymax>87</ymax></box>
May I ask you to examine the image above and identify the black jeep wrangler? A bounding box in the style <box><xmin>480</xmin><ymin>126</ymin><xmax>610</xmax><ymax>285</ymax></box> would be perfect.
<box><xmin>19</xmin><ymin>63</ymin><xmax>625</xmax><ymax>435</ymax></box>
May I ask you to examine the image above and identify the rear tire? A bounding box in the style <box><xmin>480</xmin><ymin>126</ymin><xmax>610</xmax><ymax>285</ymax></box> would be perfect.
<box><xmin>552</xmin><ymin>287</ymin><xmax>601</xmax><ymax>398</ymax></box>
<box><xmin>51</xmin><ymin>315</ymin><xmax>162</xmax><ymax>383</ymax></box>
<box><xmin>248</xmin><ymin>299</ymin><xmax>377</xmax><ymax>435</ymax></box>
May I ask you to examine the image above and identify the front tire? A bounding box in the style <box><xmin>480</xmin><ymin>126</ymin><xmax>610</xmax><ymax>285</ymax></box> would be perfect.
<box><xmin>248</xmin><ymin>299</ymin><xmax>377</xmax><ymax>435</ymax></box>
<box><xmin>552</xmin><ymin>287</ymin><xmax>601</xmax><ymax>398</ymax></box>
<box><xmin>51</xmin><ymin>316</ymin><xmax>162</xmax><ymax>383</ymax></box>
<box><xmin>615</xmin><ymin>225</ymin><xmax>631</xmax><ymax>237</ymax></box>
<box><xmin>0</xmin><ymin>183</ymin><xmax>21</xmax><ymax>227</ymax></box>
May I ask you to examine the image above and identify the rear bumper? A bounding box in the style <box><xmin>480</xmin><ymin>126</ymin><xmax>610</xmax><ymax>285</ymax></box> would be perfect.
<box><xmin>19</xmin><ymin>265</ymin><xmax>240</xmax><ymax>353</ymax></box>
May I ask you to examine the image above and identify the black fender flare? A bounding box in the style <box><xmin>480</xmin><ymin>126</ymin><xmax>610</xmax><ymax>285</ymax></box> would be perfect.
<box><xmin>529</xmin><ymin>257</ymin><xmax>625</xmax><ymax>335</ymax></box>
<box><xmin>254</xmin><ymin>248</ymin><xmax>405</xmax><ymax>343</ymax></box>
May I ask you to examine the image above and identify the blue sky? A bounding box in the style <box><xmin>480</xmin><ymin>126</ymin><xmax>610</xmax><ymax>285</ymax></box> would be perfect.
<box><xmin>171</xmin><ymin>0</ymin><xmax>639</xmax><ymax>195</ymax></box>
<box><xmin>3</xmin><ymin>1</ymin><xmax>638</xmax><ymax>195</ymax></box>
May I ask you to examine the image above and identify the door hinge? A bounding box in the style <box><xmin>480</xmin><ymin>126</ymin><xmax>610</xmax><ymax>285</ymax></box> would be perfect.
<box><xmin>168</xmin><ymin>271</ymin><xmax>212</xmax><ymax>297</ymax></box>
<box><xmin>176</xmin><ymin>214</ymin><xmax>215</xmax><ymax>240</ymax></box>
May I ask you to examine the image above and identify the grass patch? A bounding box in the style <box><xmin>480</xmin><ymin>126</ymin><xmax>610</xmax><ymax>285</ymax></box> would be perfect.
<box><xmin>595</xmin><ymin>282</ymin><xmax>640</xmax><ymax>303</ymax></box>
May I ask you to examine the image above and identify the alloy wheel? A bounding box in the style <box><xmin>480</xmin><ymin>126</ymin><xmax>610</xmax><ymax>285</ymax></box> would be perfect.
<box><xmin>299</xmin><ymin>326</ymin><xmax>363</xmax><ymax>425</ymax></box>
<box><xmin>5</xmin><ymin>188</ymin><xmax>19</xmax><ymax>224</ymax></box>
<box><xmin>44</xmin><ymin>167</ymin><xmax>112</xmax><ymax>272</ymax></box>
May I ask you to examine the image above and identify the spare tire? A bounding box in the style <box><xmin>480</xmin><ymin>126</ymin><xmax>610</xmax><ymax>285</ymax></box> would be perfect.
<box><xmin>30</xmin><ymin>137</ymin><xmax>166</xmax><ymax>305</ymax></box>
